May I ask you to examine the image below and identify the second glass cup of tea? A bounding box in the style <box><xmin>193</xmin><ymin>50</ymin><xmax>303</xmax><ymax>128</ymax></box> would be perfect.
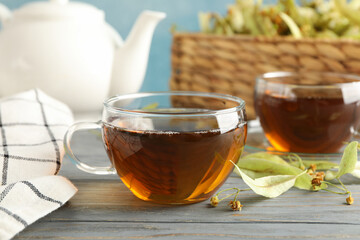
<box><xmin>255</xmin><ymin>72</ymin><xmax>360</xmax><ymax>153</ymax></box>
<box><xmin>65</xmin><ymin>91</ymin><xmax>247</xmax><ymax>204</ymax></box>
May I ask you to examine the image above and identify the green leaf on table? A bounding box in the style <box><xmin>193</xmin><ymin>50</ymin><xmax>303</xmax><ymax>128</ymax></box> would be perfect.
<box><xmin>301</xmin><ymin>160</ymin><xmax>338</xmax><ymax>170</ymax></box>
<box><xmin>236</xmin><ymin>156</ymin><xmax>296</xmax><ymax>176</ymax></box>
<box><xmin>233</xmin><ymin>162</ymin><xmax>305</xmax><ymax>198</ymax></box>
<box><xmin>238</xmin><ymin>168</ymin><xmax>271</xmax><ymax>179</ymax></box>
<box><xmin>294</xmin><ymin>172</ymin><xmax>316</xmax><ymax>190</ymax></box>
<box><xmin>350</xmin><ymin>162</ymin><xmax>360</xmax><ymax>179</ymax></box>
<box><xmin>325</xmin><ymin>170</ymin><xmax>338</xmax><ymax>181</ymax></box>
<box><xmin>236</xmin><ymin>155</ymin><xmax>313</xmax><ymax>190</ymax></box>
<box><xmin>336</xmin><ymin>141</ymin><xmax>358</xmax><ymax>178</ymax></box>
<box><xmin>241</xmin><ymin>152</ymin><xmax>289</xmax><ymax>165</ymax></box>
<box><xmin>313</xmin><ymin>181</ymin><xmax>328</xmax><ymax>191</ymax></box>
<box><xmin>287</xmin><ymin>153</ymin><xmax>306</xmax><ymax>170</ymax></box>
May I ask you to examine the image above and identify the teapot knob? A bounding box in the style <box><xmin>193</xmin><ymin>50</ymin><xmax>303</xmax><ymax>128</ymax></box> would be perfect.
<box><xmin>50</xmin><ymin>0</ymin><xmax>69</xmax><ymax>5</ymax></box>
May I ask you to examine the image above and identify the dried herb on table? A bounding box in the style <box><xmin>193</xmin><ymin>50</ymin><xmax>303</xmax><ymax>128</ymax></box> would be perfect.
<box><xmin>210</xmin><ymin>141</ymin><xmax>359</xmax><ymax>211</ymax></box>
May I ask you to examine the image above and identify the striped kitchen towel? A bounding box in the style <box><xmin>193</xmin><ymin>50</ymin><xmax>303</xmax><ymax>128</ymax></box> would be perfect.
<box><xmin>0</xmin><ymin>89</ymin><xmax>77</xmax><ymax>240</ymax></box>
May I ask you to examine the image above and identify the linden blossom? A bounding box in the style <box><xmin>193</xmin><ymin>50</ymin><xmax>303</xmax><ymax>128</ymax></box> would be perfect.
<box><xmin>210</xmin><ymin>141</ymin><xmax>359</xmax><ymax>211</ymax></box>
<box><xmin>198</xmin><ymin>0</ymin><xmax>360</xmax><ymax>39</ymax></box>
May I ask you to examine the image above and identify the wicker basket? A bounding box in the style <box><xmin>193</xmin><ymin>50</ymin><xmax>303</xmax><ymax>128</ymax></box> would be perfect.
<box><xmin>169</xmin><ymin>33</ymin><xmax>360</xmax><ymax>120</ymax></box>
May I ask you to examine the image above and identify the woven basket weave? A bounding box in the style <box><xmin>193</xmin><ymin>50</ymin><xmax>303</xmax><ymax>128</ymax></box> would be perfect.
<box><xmin>169</xmin><ymin>33</ymin><xmax>360</xmax><ymax>120</ymax></box>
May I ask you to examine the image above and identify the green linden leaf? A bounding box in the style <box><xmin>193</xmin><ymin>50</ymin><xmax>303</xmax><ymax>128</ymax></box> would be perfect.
<box><xmin>238</xmin><ymin>168</ymin><xmax>271</xmax><ymax>179</ymax></box>
<box><xmin>336</xmin><ymin>141</ymin><xmax>358</xmax><ymax>178</ymax></box>
<box><xmin>242</xmin><ymin>152</ymin><xmax>288</xmax><ymax>165</ymax></box>
<box><xmin>287</xmin><ymin>153</ymin><xmax>305</xmax><ymax>170</ymax></box>
<box><xmin>279</xmin><ymin>12</ymin><xmax>303</xmax><ymax>39</ymax></box>
<box><xmin>334</xmin><ymin>0</ymin><xmax>360</xmax><ymax>26</ymax></box>
<box><xmin>301</xmin><ymin>160</ymin><xmax>338</xmax><ymax>170</ymax></box>
<box><xmin>350</xmin><ymin>162</ymin><xmax>360</xmax><ymax>179</ymax></box>
<box><xmin>325</xmin><ymin>170</ymin><xmax>338</xmax><ymax>181</ymax></box>
<box><xmin>236</xmin><ymin>156</ymin><xmax>313</xmax><ymax>190</ymax></box>
<box><xmin>198</xmin><ymin>12</ymin><xmax>212</xmax><ymax>33</ymax></box>
<box><xmin>294</xmin><ymin>172</ymin><xmax>315</xmax><ymax>190</ymax></box>
<box><xmin>313</xmin><ymin>182</ymin><xmax>328</xmax><ymax>191</ymax></box>
<box><xmin>233</xmin><ymin>162</ymin><xmax>305</xmax><ymax>198</ymax></box>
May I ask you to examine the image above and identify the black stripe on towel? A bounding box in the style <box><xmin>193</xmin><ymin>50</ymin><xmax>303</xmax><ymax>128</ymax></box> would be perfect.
<box><xmin>21</xmin><ymin>181</ymin><xmax>63</xmax><ymax>206</ymax></box>
<box><xmin>2</xmin><ymin>123</ymin><xmax>68</xmax><ymax>127</ymax></box>
<box><xmin>0</xmin><ymin>107</ymin><xmax>9</xmax><ymax>185</ymax></box>
<box><xmin>35</xmin><ymin>90</ymin><xmax>61</xmax><ymax>174</ymax></box>
<box><xmin>0</xmin><ymin>183</ymin><xmax>15</xmax><ymax>202</ymax></box>
<box><xmin>0</xmin><ymin>154</ymin><xmax>56</xmax><ymax>163</ymax></box>
<box><xmin>3</xmin><ymin>139</ymin><xmax>63</xmax><ymax>147</ymax></box>
<box><xmin>0</xmin><ymin>206</ymin><xmax>28</xmax><ymax>227</ymax></box>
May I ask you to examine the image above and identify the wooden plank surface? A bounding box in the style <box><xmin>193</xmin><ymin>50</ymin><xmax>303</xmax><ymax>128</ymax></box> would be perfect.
<box><xmin>14</xmin><ymin>131</ymin><xmax>360</xmax><ymax>239</ymax></box>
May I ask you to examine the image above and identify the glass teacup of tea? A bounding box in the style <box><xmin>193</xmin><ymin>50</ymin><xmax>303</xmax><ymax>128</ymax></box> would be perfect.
<box><xmin>255</xmin><ymin>72</ymin><xmax>360</xmax><ymax>153</ymax></box>
<box><xmin>64</xmin><ymin>91</ymin><xmax>247</xmax><ymax>204</ymax></box>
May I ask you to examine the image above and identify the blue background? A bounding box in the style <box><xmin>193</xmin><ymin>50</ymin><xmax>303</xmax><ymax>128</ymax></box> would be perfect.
<box><xmin>0</xmin><ymin>0</ymin><xmax>237</xmax><ymax>92</ymax></box>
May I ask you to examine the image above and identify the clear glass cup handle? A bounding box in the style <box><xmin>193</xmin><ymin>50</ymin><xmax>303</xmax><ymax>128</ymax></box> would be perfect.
<box><xmin>64</xmin><ymin>121</ymin><xmax>117</xmax><ymax>175</ymax></box>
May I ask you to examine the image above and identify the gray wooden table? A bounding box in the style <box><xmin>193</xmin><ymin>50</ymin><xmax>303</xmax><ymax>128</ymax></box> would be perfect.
<box><xmin>14</xmin><ymin>131</ymin><xmax>360</xmax><ymax>239</ymax></box>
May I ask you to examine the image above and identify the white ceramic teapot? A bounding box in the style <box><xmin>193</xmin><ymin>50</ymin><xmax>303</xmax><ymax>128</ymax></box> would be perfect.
<box><xmin>0</xmin><ymin>0</ymin><xmax>165</xmax><ymax>112</ymax></box>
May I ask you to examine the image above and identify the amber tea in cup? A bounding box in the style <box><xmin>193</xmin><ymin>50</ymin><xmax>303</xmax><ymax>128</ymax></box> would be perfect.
<box><xmin>255</xmin><ymin>72</ymin><xmax>360</xmax><ymax>153</ymax></box>
<box><xmin>65</xmin><ymin>92</ymin><xmax>247</xmax><ymax>204</ymax></box>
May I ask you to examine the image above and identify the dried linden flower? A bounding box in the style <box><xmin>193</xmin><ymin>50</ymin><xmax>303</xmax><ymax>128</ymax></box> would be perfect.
<box><xmin>210</xmin><ymin>196</ymin><xmax>219</xmax><ymax>207</ymax></box>
<box><xmin>346</xmin><ymin>196</ymin><xmax>354</xmax><ymax>205</ymax></box>
<box><xmin>229</xmin><ymin>200</ymin><xmax>243</xmax><ymax>211</ymax></box>
<box><xmin>310</xmin><ymin>164</ymin><xmax>317</xmax><ymax>172</ymax></box>
<box><xmin>311</xmin><ymin>177</ymin><xmax>323</xmax><ymax>190</ymax></box>
<box><xmin>311</xmin><ymin>177</ymin><xmax>322</xmax><ymax>187</ymax></box>
<box><xmin>315</xmin><ymin>172</ymin><xmax>325</xmax><ymax>181</ymax></box>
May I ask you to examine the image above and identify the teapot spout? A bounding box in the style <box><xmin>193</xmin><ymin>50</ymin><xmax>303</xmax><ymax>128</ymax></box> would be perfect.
<box><xmin>109</xmin><ymin>10</ymin><xmax>166</xmax><ymax>96</ymax></box>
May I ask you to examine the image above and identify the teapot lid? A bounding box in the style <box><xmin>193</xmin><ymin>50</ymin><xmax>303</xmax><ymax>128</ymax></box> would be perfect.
<box><xmin>12</xmin><ymin>0</ymin><xmax>104</xmax><ymax>23</ymax></box>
